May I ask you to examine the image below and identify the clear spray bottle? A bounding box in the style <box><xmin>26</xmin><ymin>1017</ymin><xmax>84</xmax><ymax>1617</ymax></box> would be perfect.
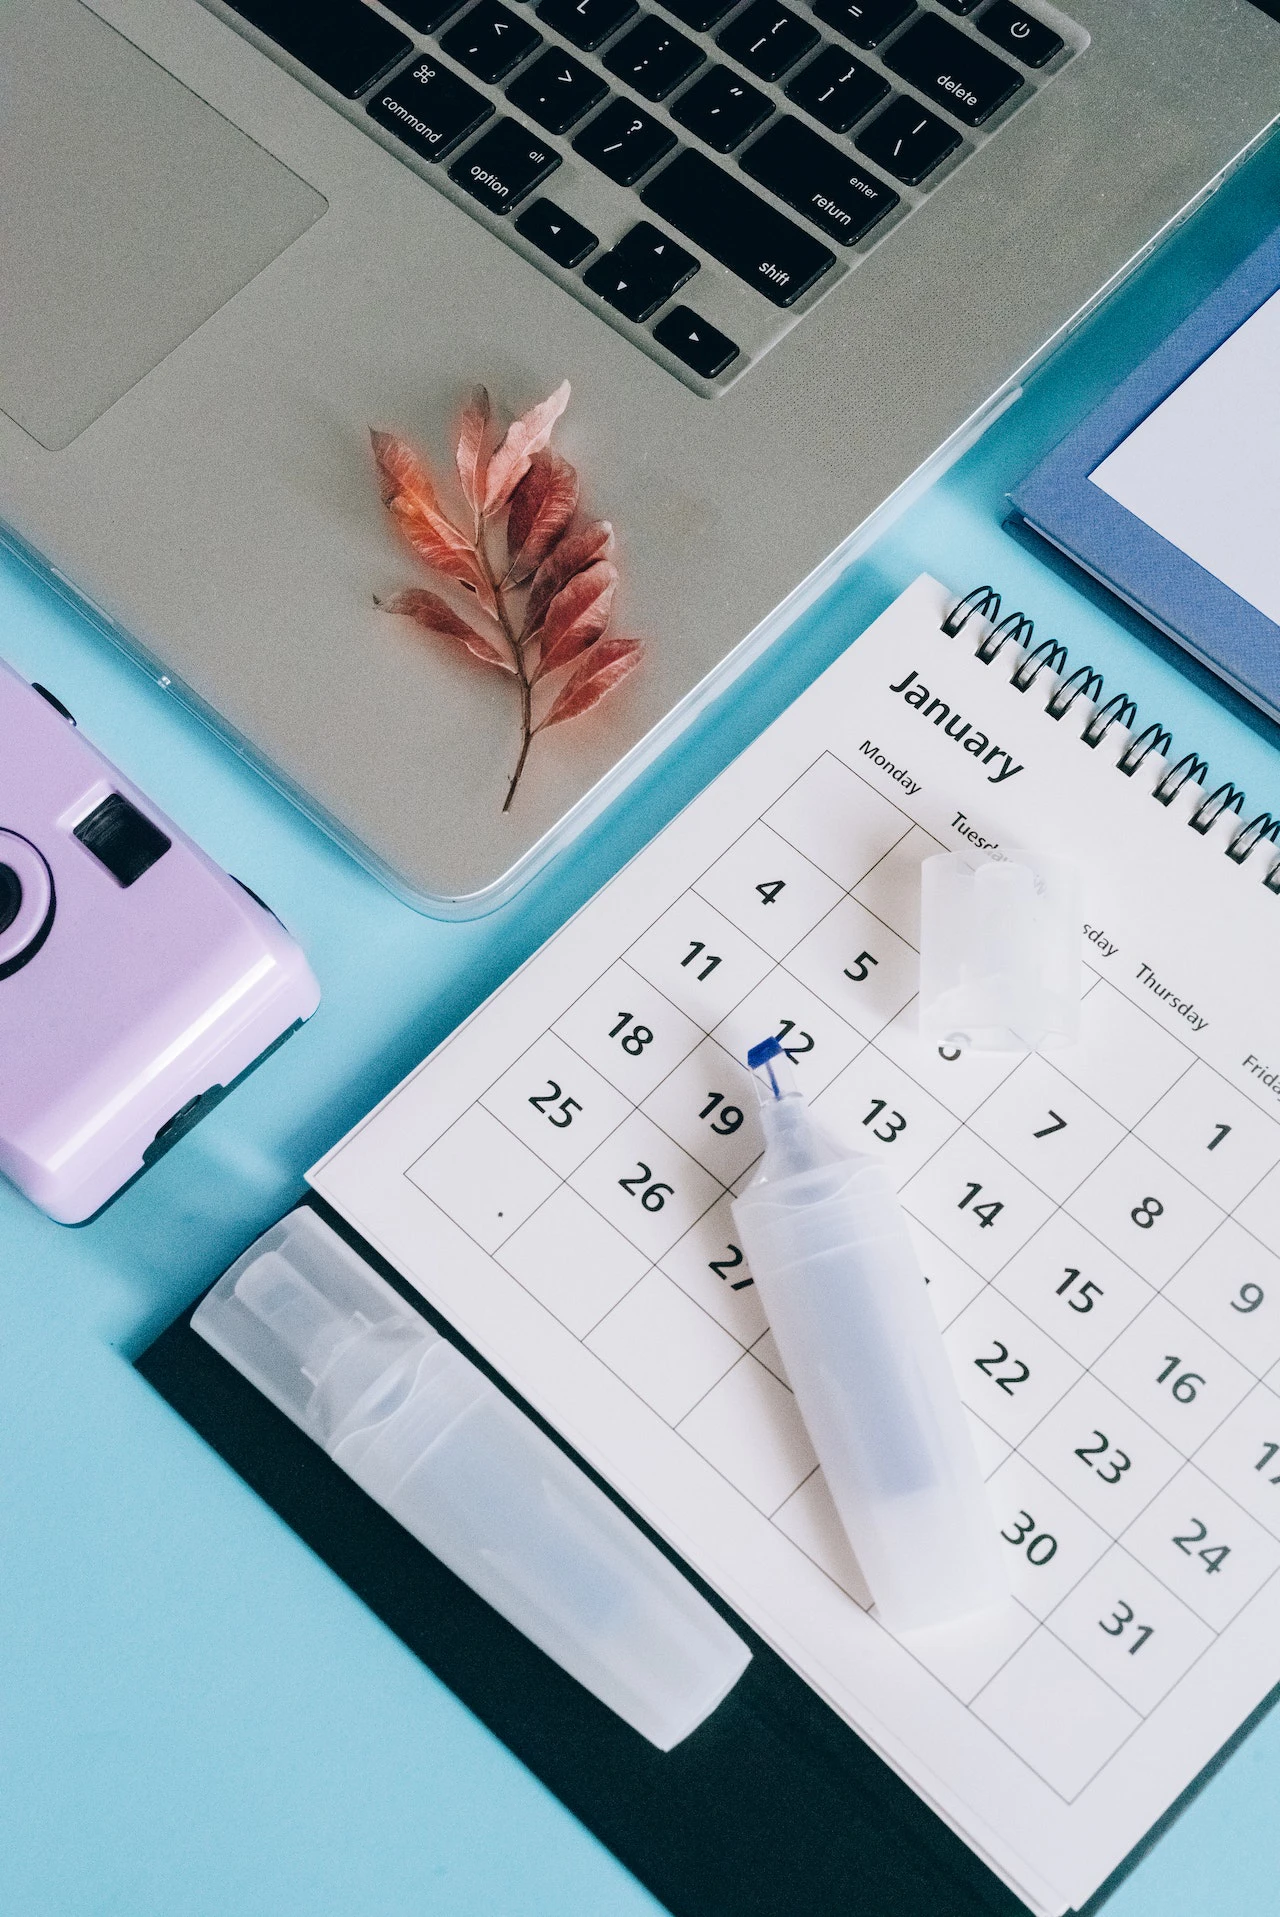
<box><xmin>731</xmin><ymin>1038</ymin><xmax>1008</xmax><ymax>1634</ymax></box>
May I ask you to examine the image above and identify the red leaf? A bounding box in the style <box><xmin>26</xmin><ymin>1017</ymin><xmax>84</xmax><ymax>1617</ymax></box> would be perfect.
<box><xmin>538</xmin><ymin>638</ymin><xmax>643</xmax><ymax>729</ymax></box>
<box><xmin>506</xmin><ymin>452</ymin><xmax>579</xmax><ymax>582</ymax></box>
<box><xmin>371</xmin><ymin>428</ymin><xmax>436</xmax><ymax>513</ymax></box>
<box><xmin>524</xmin><ymin>520</ymin><xmax>614</xmax><ymax>635</ymax></box>
<box><xmin>533</xmin><ymin>561</ymin><xmax>617</xmax><ymax>679</ymax></box>
<box><xmin>371</xmin><ymin>429</ymin><xmax>495</xmax><ymax>611</ymax></box>
<box><xmin>455</xmin><ymin>386</ymin><xmax>491</xmax><ymax>519</ymax></box>
<box><xmin>379</xmin><ymin>588</ymin><xmax>513</xmax><ymax>673</ymax></box>
<box><xmin>483</xmin><ymin>379</ymin><xmax>571</xmax><ymax>514</ymax></box>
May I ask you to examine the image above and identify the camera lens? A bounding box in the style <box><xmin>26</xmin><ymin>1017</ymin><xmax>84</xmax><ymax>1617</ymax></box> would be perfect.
<box><xmin>0</xmin><ymin>832</ymin><xmax>55</xmax><ymax>978</ymax></box>
<box><xmin>0</xmin><ymin>864</ymin><xmax>20</xmax><ymax>936</ymax></box>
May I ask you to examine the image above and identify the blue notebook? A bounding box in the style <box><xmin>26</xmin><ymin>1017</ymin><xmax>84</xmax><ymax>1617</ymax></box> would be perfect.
<box><xmin>1011</xmin><ymin>227</ymin><xmax>1280</xmax><ymax>722</ymax></box>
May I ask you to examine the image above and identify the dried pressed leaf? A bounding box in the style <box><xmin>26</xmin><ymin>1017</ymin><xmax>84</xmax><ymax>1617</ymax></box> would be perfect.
<box><xmin>538</xmin><ymin>637</ymin><xmax>642</xmax><ymax>729</ymax></box>
<box><xmin>483</xmin><ymin>379</ymin><xmax>571</xmax><ymax>514</ymax></box>
<box><xmin>389</xmin><ymin>499</ymin><xmax>495</xmax><ymax>611</ymax></box>
<box><xmin>372</xmin><ymin>429</ymin><xmax>494</xmax><ymax>610</ymax></box>
<box><xmin>371</xmin><ymin>428</ymin><xmax>437</xmax><ymax>513</ymax></box>
<box><xmin>533</xmin><ymin>560</ymin><xmax>617</xmax><ymax>679</ymax></box>
<box><xmin>524</xmin><ymin>520</ymin><xmax>614</xmax><ymax>636</ymax></box>
<box><xmin>379</xmin><ymin>588</ymin><xmax>513</xmax><ymax>672</ymax></box>
<box><xmin>455</xmin><ymin>386</ymin><xmax>491</xmax><ymax>519</ymax></box>
<box><xmin>506</xmin><ymin>452</ymin><xmax>579</xmax><ymax>582</ymax></box>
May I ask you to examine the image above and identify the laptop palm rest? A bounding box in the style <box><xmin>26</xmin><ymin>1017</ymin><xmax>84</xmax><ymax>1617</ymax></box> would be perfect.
<box><xmin>0</xmin><ymin>0</ymin><xmax>325</xmax><ymax>453</ymax></box>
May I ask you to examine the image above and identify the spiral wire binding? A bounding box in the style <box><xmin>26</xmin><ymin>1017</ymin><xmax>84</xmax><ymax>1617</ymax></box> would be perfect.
<box><xmin>942</xmin><ymin>586</ymin><xmax>1280</xmax><ymax>893</ymax></box>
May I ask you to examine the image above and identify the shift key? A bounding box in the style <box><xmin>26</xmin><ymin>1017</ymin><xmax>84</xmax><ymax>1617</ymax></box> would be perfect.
<box><xmin>641</xmin><ymin>150</ymin><xmax>834</xmax><ymax>307</ymax></box>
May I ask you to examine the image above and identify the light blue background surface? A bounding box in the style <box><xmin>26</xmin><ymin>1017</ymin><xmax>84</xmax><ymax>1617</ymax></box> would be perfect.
<box><xmin>5</xmin><ymin>134</ymin><xmax>1280</xmax><ymax>1917</ymax></box>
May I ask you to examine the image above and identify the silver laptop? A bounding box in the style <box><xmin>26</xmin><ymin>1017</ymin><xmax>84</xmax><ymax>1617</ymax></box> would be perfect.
<box><xmin>2</xmin><ymin>0</ymin><xmax>1278</xmax><ymax>914</ymax></box>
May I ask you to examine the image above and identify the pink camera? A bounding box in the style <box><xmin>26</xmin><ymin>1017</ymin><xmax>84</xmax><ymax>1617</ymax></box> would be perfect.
<box><xmin>0</xmin><ymin>657</ymin><xmax>320</xmax><ymax>1223</ymax></box>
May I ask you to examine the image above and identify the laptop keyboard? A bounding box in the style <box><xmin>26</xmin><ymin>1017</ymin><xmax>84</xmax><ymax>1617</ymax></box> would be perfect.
<box><xmin>215</xmin><ymin>0</ymin><xmax>1082</xmax><ymax>391</ymax></box>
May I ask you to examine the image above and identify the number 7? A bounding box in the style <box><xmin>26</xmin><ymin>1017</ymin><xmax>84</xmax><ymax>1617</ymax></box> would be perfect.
<box><xmin>1033</xmin><ymin>1110</ymin><xmax>1066</xmax><ymax>1139</ymax></box>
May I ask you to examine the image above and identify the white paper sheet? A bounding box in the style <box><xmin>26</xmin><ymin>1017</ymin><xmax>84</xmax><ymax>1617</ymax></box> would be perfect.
<box><xmin>1090</xmin><ymin>287</ymin><xmax>1280</xmax><ymax>624</ymax></box>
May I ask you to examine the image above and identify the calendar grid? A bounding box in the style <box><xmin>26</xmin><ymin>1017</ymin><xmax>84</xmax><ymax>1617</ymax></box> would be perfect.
<box><xmin>314</xmin><ymin>576</ymin><xmax>1280</xmax><ymax>1905</ymax></box>
<box><xmin>399</xmin><ymin>741</ymin><xmax>1280</xmax><ymax>1807</ymax></box>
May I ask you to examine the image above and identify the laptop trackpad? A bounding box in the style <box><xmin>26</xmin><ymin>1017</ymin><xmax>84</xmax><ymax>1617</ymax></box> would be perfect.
<box><xmin>0</xmin><ymin>0</ymin><xmax>326</xmax><ymax>452</ymax></box>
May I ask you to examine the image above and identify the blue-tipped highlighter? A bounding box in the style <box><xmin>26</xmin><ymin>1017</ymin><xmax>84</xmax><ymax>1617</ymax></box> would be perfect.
<box><xmin>732</xmin><ymin>1038</ymin><xmax>1007</xmax><ymax>1633</ymax></box>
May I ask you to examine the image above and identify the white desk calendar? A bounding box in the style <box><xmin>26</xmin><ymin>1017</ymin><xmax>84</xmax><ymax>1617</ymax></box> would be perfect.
<box><xmin>310</xmin><ymin>576</ymin><xmax>1280</xmax><ymax>1915</ymax></box>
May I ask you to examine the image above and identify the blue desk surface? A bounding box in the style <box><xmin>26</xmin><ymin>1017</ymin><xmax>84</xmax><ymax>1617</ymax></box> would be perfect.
<box><xmin>6</xmin><ymin>141</ymin><xmax>1280</xmax><ymax>1917</ymax></box>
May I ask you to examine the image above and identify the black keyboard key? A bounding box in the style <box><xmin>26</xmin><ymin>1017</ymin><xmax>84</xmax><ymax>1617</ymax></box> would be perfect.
<box><xmin>741</xmin><ymin>116</ymin><xmax>897</xmax><ymax>245</ymax></box>
<box><xmin>855</xmin><ymin>93</ymin><xmax>958</xmax><ymax>180</ymax></box>
<box><xmin>537</xmin><ymin>0</ymin><xmax>637</xmax><ymax>49</ymax></box>
<box><xmin>441</xmin><ymin>0</ymin><xmax>542</xmax><ymax>81</ymax></box>
<box><xmin>672</xmin><ymin>64</ymin><xmax>771</xmax><ymax>150</ymax></box>
<box><xmin>785</xmin><ymin>46</ymin><xmax>886</xmax><ymax>131</ymax></box>
<box><xmin>653</xmin><ymin>305</ymin><xmax>738</xmax><ymax>377</ymax></box>
<box><xmin>810</xmin><ymin>0</ymin><xmax>912</xmax><ymax>46</ymax></box>
<box><xmin>573</xmin><ymin>98</ymin><xmax>676</xmax><ymax>183</ymax></box>
<box><xmin>507</xmin><ymin>48</ymin><xmax>606</xmax><ymax>129</ymax></box>
<box><xmin>368</xmin><ymin>54</ymin><xmax>494</xmax><ymax>159</ymax></box>
<box><xmin>659</xmin><ymin>0</ymin><xmax>739</xmax><ymax>27</ymax></box>
<box><xmin>978</xmin><ymin>0</ymin><xmax>1063</xmax><ymax>67</ymax></box>
<box><xmin>583</xmin><ymin>257</ymin><xmax>669</xmax><ymax>321</ymax></box>
<box><xmin>226</xmin><ymin>0</ymin><xmax>411</xmax><ymax>97</ymax></box>
<box><xmin>641</xmin><ymin>148</ymin><xmax>834</xmax><ymax>304</ymax></box>
<box><xmin>614</xmin><ymin>219</ymin><xmax>699</xmax><ymax>286</ymax></box>
<box><xmin>448</xmin><ymin>118</ymin><xmax>560</xmax><ymax>208</ymax></box>
<box><xmin>516</xmin><ymin>196</ymin><xmax>598</xmax><ymax>262</ymax></box>
<box><xmin>717</xmin><ymin>0</ymin><xmax>818</xmax><ymax>81</ymax></box>
<box><xmin>936</xmin><ymin>0</ymin><xmax>981</xmax><ymax>10</ymax></box>
<box><xmin>883</xmin><ymin>14</ymin><xmax>1022</xmax><ymax>123</ymax></box>
<box><xmin>386</xmin><ymin>0</ymin><xmax>469</xmax><ymax>30</ymax></box>
<box><xmin>584</xmin><ymin>226</ymin><xmax>697</xmax><ymax>319</ymax></box>
<box><xmin>604</xmin><ymin>16</ymin><xmax>703</xmax><ymax>101</ymax></box>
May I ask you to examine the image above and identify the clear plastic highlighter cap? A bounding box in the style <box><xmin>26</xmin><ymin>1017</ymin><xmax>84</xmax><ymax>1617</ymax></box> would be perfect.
<box><xmin>202</xmin><ymin>1211</ymin><xmax>433</xmax><ymax>1449</ymax></box>
<box><xmin>918</xmin><ymin>849</ymin><xmax>1081</xmax><ymax>1055</ymax></box>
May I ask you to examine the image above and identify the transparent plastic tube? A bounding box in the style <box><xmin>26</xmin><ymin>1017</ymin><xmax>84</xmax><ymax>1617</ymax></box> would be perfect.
<box><xmin>193</xmin><ymin>1208</ymin><xmax>750</xmax><ymax>1747</ymax></box>
<box><xmin>918</xmin><ymin>850</ymin><xmax>1081</xmax><ymax>1053</ymax></box>
<box><xmin>731</xmin><ymin>1042</ymin><xmax>1007</xmax><ymax>1633</ymax></box>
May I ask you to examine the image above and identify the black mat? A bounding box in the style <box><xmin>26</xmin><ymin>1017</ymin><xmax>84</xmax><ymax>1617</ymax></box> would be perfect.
<box><xmin>134</xmin><ymin>1194</ymin><xmax>1054</xmax><ymax>1917</ymax></box>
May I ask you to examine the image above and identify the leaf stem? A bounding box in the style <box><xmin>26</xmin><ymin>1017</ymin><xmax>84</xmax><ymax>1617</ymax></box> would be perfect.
<box><xmin>475</xmin><ymin>518</ymin><xmax>535</xmax><ymax>812</ymax></box>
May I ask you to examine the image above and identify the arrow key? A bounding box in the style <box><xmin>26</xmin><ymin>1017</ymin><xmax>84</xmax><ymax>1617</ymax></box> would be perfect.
<box><xmin>583</xmin><ymin>221</ymin><xmax>698</xmax><ymax>320</ymax></box>
<box><xmin>653</xmin><ymin>305</ymin><xmax>739</xmax><ymax>378</ymax></box>
<box><xmin>612</xmin><ymin>220</ymin><xmax>699</xmax><ymax>288</ymax></box>
<box><xmin>584</xmin><ymin>253</ymin><xmax>675</xmax><ymax>321</ymax></box>
<box><xmin>515</xmin><ymin>196</ymin><xmax>598</xmax><ymax>266</ymax></box>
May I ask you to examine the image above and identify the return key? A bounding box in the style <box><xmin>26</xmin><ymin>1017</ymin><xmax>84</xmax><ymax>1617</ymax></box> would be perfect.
<box><xmin>741</xmin><ymin>117</ymin><xmax>899</xmax><ymax>246</ymax></box>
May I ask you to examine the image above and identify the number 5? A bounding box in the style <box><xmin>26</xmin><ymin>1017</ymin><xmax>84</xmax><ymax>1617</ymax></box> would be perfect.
<box><xmin>843</xmin><ymin>950</ymin><xmax>879</xmax><ymax>983</ymax></box>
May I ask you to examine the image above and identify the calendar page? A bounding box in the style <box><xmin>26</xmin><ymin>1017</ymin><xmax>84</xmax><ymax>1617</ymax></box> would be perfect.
<box><xmin>310</xmin><ymin>576</ymin><xmax>1280</xmax><ymax>1915</ymax></box>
